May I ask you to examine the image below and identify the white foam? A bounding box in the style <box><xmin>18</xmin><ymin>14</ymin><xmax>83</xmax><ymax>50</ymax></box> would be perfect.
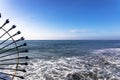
<box><xmin>92</xmin><ymin>48</ymin><xmax>120</xmax><ymax>55</ymax></box>
<box><xmin>13</xmin><ymin>48</ymin><xmax>120</xmax><ymax>80</ymax></box>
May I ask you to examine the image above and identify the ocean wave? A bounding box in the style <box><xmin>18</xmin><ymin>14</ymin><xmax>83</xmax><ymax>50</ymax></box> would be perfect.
<box><xmin>92</xmin><ymin>48</ymin><xmax>120</xmax><ymax>56</ymax></box>
<box><xmin>13</xmin><ymin>48</ymin><xmax>120</xmax><ymax>80</ymax></box>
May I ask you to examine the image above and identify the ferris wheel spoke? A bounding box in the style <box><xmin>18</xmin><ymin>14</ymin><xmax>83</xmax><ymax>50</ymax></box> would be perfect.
<box><xmin>0</xmin><ymin>62</ymin><xmax>28</xmax><ymax>65</ymax></box>
<box><xmin>0</xmin><ymin>37</ymin><xmax>25</xmax><ymax>51</ymax></box>
<box><xmin>0</xmin><ymin>19</ymin><xmax>9</xmax><ymax>29</ymax></box>
<box><xmin>0</xmin><ymin>68</ymin><xmax>26</xmax><ymax>72</ymax></box>
<box><xmin>0</xmin><ymin>25</ymin><xmax>16</xmax><ymax>39</ymax></box>
<box><xmin>0</xmin><ymin>56</ymin><xmax>29</xmax><ymax>62</ymax></box>
<box><xmin>0</xmin><ymin>13</ymin><xmax>29</xmax><ymax>79</ymax></box>
<box><xmin>0</xmin><ymin>43</ymin><xmax>27</xmax><ymax>54</ymax></box>
<box><xmin>0</xmin><ymin>50</ymin><xmax>28</xmax><ymax>59</ymax></box>
<box><xmin>0</xmin><ymin>31</ymin><xmax>21</xmax><ymax>45</ymax></box>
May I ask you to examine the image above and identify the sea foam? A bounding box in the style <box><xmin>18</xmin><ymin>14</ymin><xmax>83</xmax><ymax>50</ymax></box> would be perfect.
<box><xmin>13</xmin><ymin>48</ymin><xmax>120</xmax><ymax>80</ymax></box>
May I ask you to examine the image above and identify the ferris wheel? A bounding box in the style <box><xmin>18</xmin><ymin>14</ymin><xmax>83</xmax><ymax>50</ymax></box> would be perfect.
<box><xmin>0</xmin><ymin>13</ymin><xmax>29</xmax><ymax>80</ymax></box>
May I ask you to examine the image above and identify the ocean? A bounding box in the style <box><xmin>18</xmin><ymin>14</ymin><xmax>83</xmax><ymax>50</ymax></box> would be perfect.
<box><xmin>13</xmin><ymin>40</ymin><xmax>120</xmax><ymax>80</ymax></box>
<box><xmin>26</xmin><ymin>40</ymin><xmax>120</xmax><ymax>58</ymax></box>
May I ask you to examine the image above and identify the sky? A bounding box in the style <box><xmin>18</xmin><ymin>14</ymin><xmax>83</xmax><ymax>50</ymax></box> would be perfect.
<box><xmin>0</xmin><ymin>0</ymin><xmax>120</xmax><ymax>40</ymax></box>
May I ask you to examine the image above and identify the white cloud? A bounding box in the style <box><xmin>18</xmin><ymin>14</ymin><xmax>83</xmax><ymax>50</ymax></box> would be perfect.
<box><xmin>69</xmin><ymin>29</ymin><xmax>90</xmax><ymax>33</ymax></box>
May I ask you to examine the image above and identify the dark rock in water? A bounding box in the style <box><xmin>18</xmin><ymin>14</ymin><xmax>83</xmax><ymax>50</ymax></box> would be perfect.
<box><xmin>66</xmin><ymin>73</ymin><xmax>84</xmax><ymax>80</ymax></box>
<box><xmin>66</xmin><ymin>71</ymin><xmax>100</xmax><ymax>80</ymax></box>
<box><xmin>66</xmin><ymin>74</ymin><xmax>73</xmax><ymax>80</ymax></box>
<box><xmin>100</xmin><ymin>57</ymin><xmax>111</xmax><ymax>65</ymax></box>
<box><xmin>72</xmin><ymin>73</ymin><xmax>81</xmax><ymax>80</ymax></box>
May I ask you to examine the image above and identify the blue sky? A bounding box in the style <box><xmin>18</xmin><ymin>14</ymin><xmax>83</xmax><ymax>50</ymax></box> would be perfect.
<box><xmin>0</xmin><ymin>0</ymin><xmax>120</xmax><ymax>40</ymax></box>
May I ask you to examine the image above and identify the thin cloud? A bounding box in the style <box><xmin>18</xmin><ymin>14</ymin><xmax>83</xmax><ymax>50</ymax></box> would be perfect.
<box><xmin>69</xmin><ymin>29</ymin><xmax>90</xmax><ymax>33</ymax></box>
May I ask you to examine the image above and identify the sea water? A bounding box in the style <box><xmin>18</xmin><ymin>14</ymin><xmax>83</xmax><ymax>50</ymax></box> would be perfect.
<box><xmin>12</xmin><ymin>40</ymin><xmax>120</xmax><ymax>80</ymax></box>
<box><xmin>26</xmin><ymin>40</ymin><xmax>120</xmax><ymax>58</ymax></box>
